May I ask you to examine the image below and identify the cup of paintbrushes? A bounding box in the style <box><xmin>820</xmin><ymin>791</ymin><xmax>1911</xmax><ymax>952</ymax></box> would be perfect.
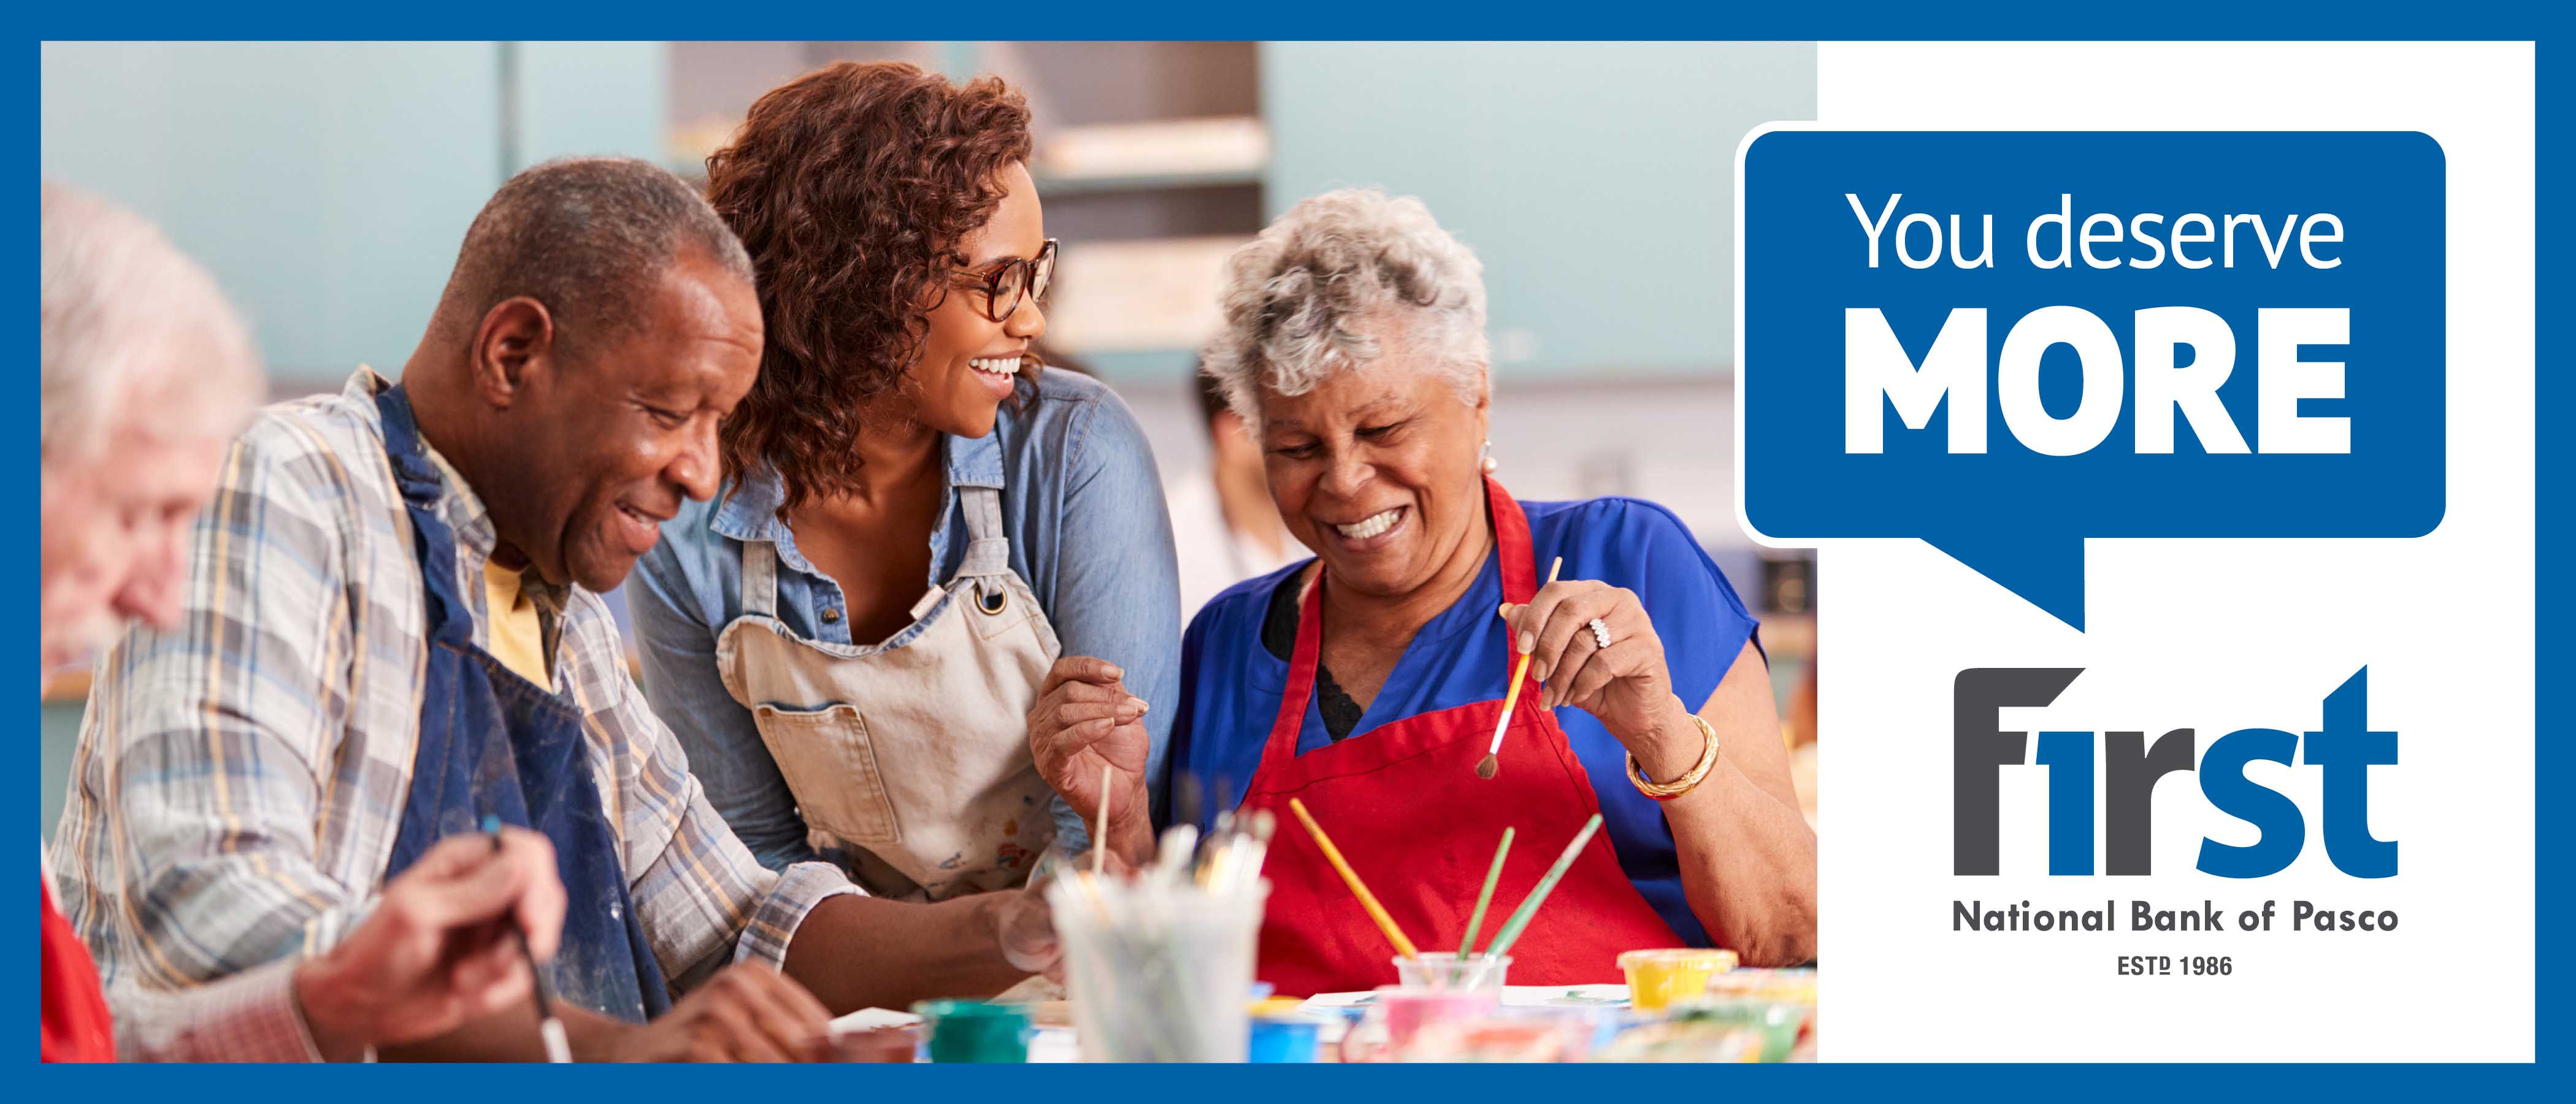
<box><xmin>1047</xmin><ymin>874</ymin><xmax>1268</xmax><ymax>1062</ymax></box>
<box><xmin>1393</xmin><ymin>953</ymin><xmax>1512</xmax><ymax>991</ymax></box>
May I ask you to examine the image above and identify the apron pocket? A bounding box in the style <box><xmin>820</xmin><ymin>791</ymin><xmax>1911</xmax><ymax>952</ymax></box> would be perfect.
<box><xmin>748</xmin><ymin>703</ymin><xmax>902</xmax><ymax>846</ymax></box>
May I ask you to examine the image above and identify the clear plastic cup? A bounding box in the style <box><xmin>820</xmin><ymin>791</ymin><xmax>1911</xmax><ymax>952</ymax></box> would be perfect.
<box><xmin>1048</xmin><ymin>878</ymin><xmax>1267</xmax><ymax>1062</ymax></box>
<box><xmin>1340</xmin><ymin>984</ymin><xmax>1505</xmax><ymax>1062</ymax></box>
<box><xmin>1392</xmin><ymin>953</ymin><xmax>1512</xmax><ymax>991</ymax></box>
<box><xmin>1400</xmin><ymin>1006</ymin><xmax>1601</xmax><ymax>1063</ymax></box>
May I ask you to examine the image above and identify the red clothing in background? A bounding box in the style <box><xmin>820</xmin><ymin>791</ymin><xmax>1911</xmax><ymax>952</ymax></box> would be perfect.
<box><xmin>42</xmin><ymin>874</ymin><xmax>116</xmax><ymax>1062</ymax></box>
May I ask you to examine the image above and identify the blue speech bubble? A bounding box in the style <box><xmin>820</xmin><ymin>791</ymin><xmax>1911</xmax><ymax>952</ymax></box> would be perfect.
<box><xmin>1738</xmin><ymin>130</ymin><xmax>2445</xmax><ymax>631</ymax></box>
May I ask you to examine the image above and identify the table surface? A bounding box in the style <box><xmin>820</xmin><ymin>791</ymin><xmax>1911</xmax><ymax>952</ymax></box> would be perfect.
<box><xmin>831</xmin><ymin>983</ymin><xmax>1639</xmax><ymax>1063</ymax></box>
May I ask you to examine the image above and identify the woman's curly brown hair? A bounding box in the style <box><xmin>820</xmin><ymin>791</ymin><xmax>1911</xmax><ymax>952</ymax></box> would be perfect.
<box><xmin>705</xmin><ymin>61</ymin><xmax>1033</xmax><ymax>512</ymax></box>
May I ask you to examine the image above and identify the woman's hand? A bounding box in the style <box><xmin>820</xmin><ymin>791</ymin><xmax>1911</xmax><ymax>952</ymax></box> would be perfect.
<box><xmin>292</xmin><ymin>829</ymin><xmax>565</xmax><ymax>1061</ymax></box>
<box><xmin>1026</xmin><ymin>656</ymin><xmax>1153</xmax><ymax>860</ymax></box>
<box><xmin>1501</xmin><ymin>581</ymin><xmax>1700</xmax><ymax>774</ymax></box>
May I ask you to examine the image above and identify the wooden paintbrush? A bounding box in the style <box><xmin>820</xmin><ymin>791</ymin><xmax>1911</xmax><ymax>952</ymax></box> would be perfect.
<box><xmin>1094</xmin><ymin>763</ymin><xmax>1113</xmax><ymax>878</ymax></box>
<box><xmin>1477</xmin><ymin>556</ymin><xmax>1563</xmax><ymax>780</ymax></box>
<box><xmin>1286</xmin><ymin>798</ymin><xmax>1419</xmax><ymax>959</ymax></box>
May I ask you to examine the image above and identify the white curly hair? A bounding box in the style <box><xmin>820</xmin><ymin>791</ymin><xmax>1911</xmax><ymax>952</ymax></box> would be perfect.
<box><xmin>40</xmin><ymin>183</ymin><xmax>262</xmax><ymax>465</ymax></box>
<box><xmin>1201</xmin><ymin>188</ymin><xmax>1489</xmax><ymax>426</ymax></box>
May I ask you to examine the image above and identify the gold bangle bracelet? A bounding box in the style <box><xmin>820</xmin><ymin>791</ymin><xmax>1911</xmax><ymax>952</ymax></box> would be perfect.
<box><xmin>1627</xmin><ymin>707</ymin><xmax>1720</xmax><ymax>801</ymax></box>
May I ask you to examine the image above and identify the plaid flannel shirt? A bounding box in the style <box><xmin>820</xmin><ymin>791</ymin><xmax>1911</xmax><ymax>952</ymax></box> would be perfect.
<box><xmin>48</xmin><ymin>369</ymin><xmax>857</xmax><ymax>1058</ymax></box>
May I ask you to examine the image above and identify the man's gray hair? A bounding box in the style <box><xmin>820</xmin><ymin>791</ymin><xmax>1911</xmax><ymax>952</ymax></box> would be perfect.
<box><xmin>40</xmin><ymin>183</ymin><xmax>262</xmax><ymax>464</ymax></box>
<box><xmin>436</xmin><ymin>156</ymin><xmax>754</xmax><ymax>358</ymax></box>
<box><xmin>1202</xmin><ymin>188</ymin><xmax>1489</xmax><ymax>425</ymax></box>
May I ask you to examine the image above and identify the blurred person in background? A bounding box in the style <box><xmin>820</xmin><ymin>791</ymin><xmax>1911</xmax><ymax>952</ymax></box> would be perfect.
<box><xmin>1168</xmin><ymin>363</ymin><xmax>1308</xmax><ymax>617</ymax></box>
<box><xmin>53</xmin><ymin>160</ymin><xmax>1062</xmax><ymax>1062</ymax></box>
<box><xmin>1149</xmin><ymin>190</ymin><xmax>1817</xmax><ymax>994</ymax></box>
<box><xmin>40</xmin><ymin>183</ymin><xmax>566</xmax><ymax>1062</ymax></box>
<box><xmin>632</xmin><ymin>61</ymin><xmax>1183</xmax><ymax>896</ymax></box>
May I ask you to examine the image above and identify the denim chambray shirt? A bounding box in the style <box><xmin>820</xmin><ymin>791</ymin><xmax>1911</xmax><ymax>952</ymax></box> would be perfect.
<box><xmin>629</xmin><ymin>369</ymin><xmax>1183</xmax><ymax>872</ymax></box>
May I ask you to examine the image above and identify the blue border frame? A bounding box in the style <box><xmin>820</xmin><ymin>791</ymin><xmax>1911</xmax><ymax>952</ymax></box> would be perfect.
<box><xmin>20</xmin><ymin>5</ymin><xmax>2563</xmax><ymax>1086</ymax></box>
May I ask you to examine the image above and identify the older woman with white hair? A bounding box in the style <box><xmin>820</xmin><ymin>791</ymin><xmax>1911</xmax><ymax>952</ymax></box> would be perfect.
<box><xmin>1155</xmin><ymin>189</ymin><xmax>1815</xmax><ymax>994</ymax></box>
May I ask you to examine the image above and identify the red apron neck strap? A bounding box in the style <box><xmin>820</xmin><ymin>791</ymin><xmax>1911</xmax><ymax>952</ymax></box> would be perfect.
<box><xmin>1263</xmin><ymin>567</ymin><xmax>1328</xmax><ymax>763</ymax></box>
<box><xmin>1487</xmin><ymin>476</ymin><xmax>1539</xmax><ymax>605</ymax></box>
<box><xmin>1260</xmin><ymin>478</ymin><xmax>1536</xmax><ymax>765</ymax></box>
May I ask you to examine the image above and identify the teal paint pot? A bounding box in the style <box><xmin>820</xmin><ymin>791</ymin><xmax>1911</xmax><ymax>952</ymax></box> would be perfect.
<box><xmin>911</xmin><ymin>1000</ymin><xmax>1031</xmax><ymax>1064</ymax></box>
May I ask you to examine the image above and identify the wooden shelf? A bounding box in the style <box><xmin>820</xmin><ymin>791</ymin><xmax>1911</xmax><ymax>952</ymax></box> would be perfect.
<box><xmin>1034</xmin><ymin>167</ymin><xmax>1263</xmax><ymax>197</ymax></box>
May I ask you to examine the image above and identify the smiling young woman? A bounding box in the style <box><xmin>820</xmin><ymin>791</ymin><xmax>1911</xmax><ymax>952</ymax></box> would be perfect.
<box><xmin>627</xmin><ymin>61</ymin><xmax>1182</xmax><ymax>903</ymax></box>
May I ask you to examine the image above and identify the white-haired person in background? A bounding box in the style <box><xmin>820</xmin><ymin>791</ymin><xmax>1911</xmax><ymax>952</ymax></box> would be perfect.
<box><xmin>1138</xmin><ymin>189</ymin><xmax>1816</xmax><ymax>995</ymax></box>
<box><xmin>39</xmin><ymin>184</ymin><xmax>566</xmax><ymax>1062</ymax></box>
<box><xmin>1165</xmin><ymin>362</ymin><xmax>1309</xmax><ymax>618</ymax></box>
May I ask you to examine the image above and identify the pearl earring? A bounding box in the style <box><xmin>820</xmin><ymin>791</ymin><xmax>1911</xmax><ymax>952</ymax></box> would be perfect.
<box><xmin>1479</xmin><ymin>439</ymin><xmax>1498</xmax><ymax>474</ymax></box>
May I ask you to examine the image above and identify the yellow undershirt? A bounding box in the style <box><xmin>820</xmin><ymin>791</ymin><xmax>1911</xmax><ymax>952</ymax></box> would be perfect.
<box><xmin>481</xmin><ymin>560</ymin><xmax>550</xmax><ymax>686</ymax></box>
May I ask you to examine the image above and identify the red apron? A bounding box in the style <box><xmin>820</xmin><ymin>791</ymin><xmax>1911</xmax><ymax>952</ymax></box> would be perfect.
<box><xmin>42</xmin><ymin>875</ymin><xmax>116</xmax><ymax>1062</ymax></box>
<box><xmin>1241</xmin><ymin>477</ymin><xmax>1681</xmax><ymax>996</ymax></box>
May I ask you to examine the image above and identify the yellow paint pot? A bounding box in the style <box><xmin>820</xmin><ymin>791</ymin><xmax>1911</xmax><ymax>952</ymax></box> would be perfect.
<box><xmin>1617</xmin><ymin>948</ymin><xmax>1740</xmax><ymax>1011</ymax></box>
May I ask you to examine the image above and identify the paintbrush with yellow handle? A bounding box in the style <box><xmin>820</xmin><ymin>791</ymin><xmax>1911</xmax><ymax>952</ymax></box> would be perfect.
<box><xmin>1477</xmin><ymin>555</ymin><xmax>1562</xmax><ymax>780</ymax></box>
<box><xmin>1286</xmin><ymin>797</ymin><xmax>1420</xmax><ymax>959</ymax></box>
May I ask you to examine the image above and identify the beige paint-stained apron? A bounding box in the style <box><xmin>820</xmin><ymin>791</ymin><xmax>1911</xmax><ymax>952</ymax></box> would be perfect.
<box><xmin>715</xmin><ymin>484</ymin><xmax>1059</xmax><ymax>900</ymax></box>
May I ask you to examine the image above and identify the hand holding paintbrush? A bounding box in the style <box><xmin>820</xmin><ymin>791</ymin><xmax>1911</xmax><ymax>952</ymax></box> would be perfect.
<box><xmin>1478</xmin><ymin>556</ymin><xmax>1564</xmax><ymax>779</ymax></box>
<box><xmin>480</xmin><ymin>815</ymin><xmax>572</xmax><ymax>1062</ymax></box>
<box><xmin>298</xmin><ymin>824</ymin><xmax>568</xmax><ymax>1061</ymax></box>
<box><xmin>1493</xmin><ymin>561</ymin><xmax>1701</xmax><ymax>780</ymax></box>
<box><xmin>1029</xmin><ymin>656</ymin><xmax>1155</xmax><ymax>863</ymax></box>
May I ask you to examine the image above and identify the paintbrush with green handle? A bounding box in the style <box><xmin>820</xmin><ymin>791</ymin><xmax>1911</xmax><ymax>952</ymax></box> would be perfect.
<box><xmin>1481</xmin><ymin>813</ymin><xmax>1604</xmax><ymax>962</ymax></box>
<box><xmin>1457</xmin><ymin>827</ymin><xmax>1516</xmax><ymax>960</ymax></box>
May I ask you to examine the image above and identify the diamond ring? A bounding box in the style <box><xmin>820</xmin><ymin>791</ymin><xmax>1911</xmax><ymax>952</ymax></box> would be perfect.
<box><xmin>1587</xmin><ymin>617</ymin><xmax>1612</xmax><ymax>650</ymax></box>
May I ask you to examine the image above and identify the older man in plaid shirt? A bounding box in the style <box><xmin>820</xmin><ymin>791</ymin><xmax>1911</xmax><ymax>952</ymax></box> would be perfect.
<box><xmin>41</xmin><ymin>184</ymin><xmax>574</xmax><ymax>1064</ymax></box>
<box><xmin>52</xmin><ymin>158</ymin><xmax>1061</xmax><ymax>1062</ymax></box>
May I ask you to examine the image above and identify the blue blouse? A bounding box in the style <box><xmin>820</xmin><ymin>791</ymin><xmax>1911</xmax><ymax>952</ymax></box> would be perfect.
<box><xmin>630</xmin><ymin>369</ymin><xmax>1183</xmax><ymax>870</ymax></box>
<box><xmin>1163</xmin><ymin>495</ymin><xmax>1758</xmax><ymax>945</ymax></box>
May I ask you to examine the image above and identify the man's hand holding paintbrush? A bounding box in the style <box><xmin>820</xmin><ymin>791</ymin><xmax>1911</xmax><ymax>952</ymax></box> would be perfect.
<box><xmin>292</xmin><ymin>829</ymin><xmax>566</xmax><ymax>1061</ymax></box>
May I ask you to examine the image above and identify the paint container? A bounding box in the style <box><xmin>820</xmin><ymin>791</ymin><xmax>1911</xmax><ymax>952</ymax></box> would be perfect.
<box><xmin>1592</xmin><ymin>1018</ymin><xmax>1765</xmax><ymax>1063</ymax></box>
<box><xmin>1048</xmin><ymin>878</ymin><xmax>1268</xmax><ymax>1062</ymax></box>
<box><xmin>1247</xmin><ymin>1017</ymin><xmax>1319</xmax><ymax>1063</ymax></box>
<box><xmin>911</xmin><ymin>1000</ymin><xmax>1030</xmax><ymax>1063</ymax></box>
<box><xmin>1701</xmin><ymin>966</ymin><xmax>1817</xmax><ymax>1005</ymax></box>
<box><xmin>1392</xmin><ymin>953</ymin><xmax>1512</xmax><ymax>991</ymax></box>
<box><xmin>1616</xmin><ymin>948</ymin><xmax>1740</xmax><ymax>1011</ymax></box>
<box><xmin>1336</xmin><ymin>984</ymin><xmax>1506</xmax><ymax>1061</ymax></box>
<box><xmin>1665</xmin><ymin>995</ymin><xmax>1809</xmax><ymax>1062</ymax></box>
<box><xmin>1399</xmin><ymin>1006</ymin><xmax>1599</xmax><ymax>1063</ymax></box>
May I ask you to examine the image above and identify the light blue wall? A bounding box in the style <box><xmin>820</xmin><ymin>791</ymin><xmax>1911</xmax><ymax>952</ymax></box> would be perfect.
<box><xmin>38</xmin><ymin>43</ymin><xmax>669</xmax><ymax>838</ymax></box>
<box><xmin>40</xmin><ymin>703</ymin><xmax>79</xmax><ymax>844</ymax></box>
<box><xmin>42</xmin><ymin>41</ymin><xmax>1808</xmax><ymax>385</ymax></box>
<box><xmin>1261</xmin><ymin>42</ymin><xmax>1815</xmax><ymax>379</ymax></box>
<box><xmin>511</xmin><ymin>42</ymin><xmax>670</xmax><ymax>172</ymax></box>
<box><xmin>42</xmin><ymin>42</ymin><xmax>504</xmax><ymax>385</ymax></box>
<box><xmin>42</xmin><ymin>42</ymin><xmax>668</xmax><ymax>388</ymax></box>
